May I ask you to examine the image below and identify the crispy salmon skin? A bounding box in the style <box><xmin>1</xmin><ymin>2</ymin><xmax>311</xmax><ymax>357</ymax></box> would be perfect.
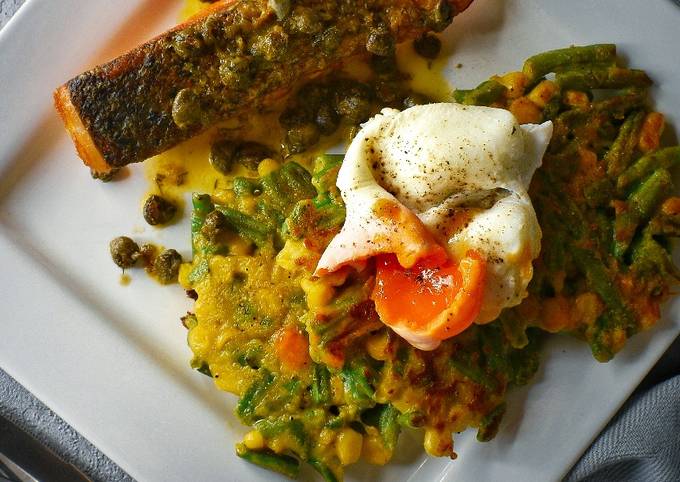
<box><xmin>54</xmin><ymin>0</ymin><xmax>473</xmax><ymax>175</ymax></box>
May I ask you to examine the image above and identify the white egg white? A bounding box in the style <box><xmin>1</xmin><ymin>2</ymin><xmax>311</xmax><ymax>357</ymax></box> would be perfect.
<box><xmin>316</xmin><ymin>103</ymin><xmax>553</xmax><ymax>348</ymax></box>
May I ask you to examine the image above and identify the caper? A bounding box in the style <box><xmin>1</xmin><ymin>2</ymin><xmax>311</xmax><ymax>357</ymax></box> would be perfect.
<box><xmin>172</xmin><ymin>32</ymin><xmax>203</xmax><ymax>59</ymax></box>
<box><xmin>172</xmin><ymin>88</ymin><xmax>203</xmax><ymax>129</ymax></box>
<box><xmin>279</xmin><ymin>103</ymin><xmax>312</xmax><ymax>128</ymax></box>
<box><xmin>153</xmin><ymin>249</ymin><xmax>183</xmax><ymax>285</ymax></box>
<box><xmin>334</xmin><ymin>81</ymin><xmax>374</xmax><ymax>122</ymax></box>
<box><xmin>200</xmin><ymin>14</ymin><xmax>224</xmax><ymax>47</ymax></box>
<box><xmin>366</xmin><ymin>25</ymin><xmax>394</xmax><ymax>57</ymax></box>
<box><xmin>210</xmin><ymin>139</ymin><xmax>237</xmax><ymax>175</ymax></box>
<box><xmin>284</xmin><ymin>123</ymin><xmax>321</xmax><ymax>155</ymax></box>
<box><xmin>315</xmin><ymin>102</ymin><xmax>340</xmax><ymax>135</ymax></box>
<box><xmin>218</xmin><ymin>55</ymin><xmax>252</xmax><ymax>89</ymax></box>
<box><xmin>297</xmin><ymin>83</ymin><xmax>331</xmax><ymax>110</ymax></box>
<box><xmin>143</xmin><ymin>195</ymin><xmax>177</xmax><ymax>226</ymax></box>
<box><xmin>375</xmin><ymin>80</ymin><xmax>404</xmax><ymax>105</ymax></box>
<box><xmin>426</xmin><ymin>0</ymin><xmax>453</xmax><ymax>32</ymax></box>
<box><xmin>201</xmin><ymin>210</ymin><xmax>228</xmax><ymax>242</ymax></box>
<box><xmin>139</xmin><ymin>243</ymin><xmax>157</xmax><ymax>268</ymax></box>
<box><xmin>250</xmin><ymin>25</ymin><xmax>288</xmax><ymax>61</ymax></box>
<box><xmin>285</xmin><ymin>6</ymin><xmax>322</xmax><ymax>34</ymax></box>
<box><xmin>370</xmin><ymin>54</ymin><xmax>398</xmax><ymax>76</ymax></box>
<box><xmin>403</xmin><ymin>92</ymin><xmax>433</xmax><ymax>109</ymax></box>
<box><xmin>90</xmin><ymin>167</ymin><xmax>121</xmax><ymax>183</ymax></box>
<box><xmin>236</xmin><ymin>142</ymin><xmax>273</xmax><ymax>171</ymax></box>
<box><xmin>413</xmin><ymin>33</ymin><xmax>442</xmax><ymax>60</ymax></box>
<box><xmin>315</xmin><ymin>26</ymin><xmax>341</xmax><ymax>56</ymax></box>
<box><xmin>110</xmin><ymin>236</ymin><xmax>140</xmax><ymax>269</ymax></box>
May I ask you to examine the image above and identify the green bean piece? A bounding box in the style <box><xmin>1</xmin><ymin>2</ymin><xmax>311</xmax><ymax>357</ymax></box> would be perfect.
<box><xmin>592</xmin><ymin>88</ymin><xmax>648</xmax><ymax>119</ymax></box>
<box><xmin>476</xmin><ymin>403</ymin><xmax>506</xmax><ymax>442</ymax></box>
<box><xmin>285</xmin><ymin>198</ymin><xmax>346</xmax><ymax>240</ymax></box>
<box><xmin>617</xmin><ymin>146</ymin><xmax>680</xmax><ymax>193</ymax></box>
<box><xmin>340</xmin><ymin>357</ymin><xmax>377</xmax><ymax>403</ymax></box>
<box><xmin>191</xmin><ymin>193</ymin><xmax>214</xmax><ymax>255</ymax></box>
<box><xmin>605</xmin><ymin>111</ymin><xmax>645</xmax><ymax>178</ymax></box>
<box><xmin>308</xmin><ymin>287</ymin><xmax>371</xmax><ymax>350</ymax></box>
<box><xmin>522</xmin><ymin>44</ymin><xmax>616</xmax><ymax>82</ymax></box>
<box><xmin>506</xmin><ymin>329</ymin><xmax>541</xmax><ymax>385</ymax></box>
<box><xmin>236</xmin><ymin>445</ymin><xmax>300</xmax><ymax>479</ymax></box>
<box><xmin>378</xmin><ymin>404</ymin><xmax>401</xmax><ymax>451</ymax></box>
<box><xmin>261</xmin><ymin>162</ymin><xmax>317</xmax><ymax>212</ymax></box>
<box><xmin>453</xmin><ymin>80</ymin><xmax>507</xmax><ymax>106</ymax></box>
<box><xmin>498</xmin><ymin>310</ymin><xmax>530</xmax><ymax>349</ymax></box>
<box><xmin>614</xmin><ymin>169</ymin><xmax>672</xmax><ymax>257</ymax></box>
<box><xmin>309</xmin><ymin>459</ymin><xmax>340</xmax><ymax>482</ymax></box>
<box><xmin>312</xmin><ymin>154</ymin><xmax>344</xmax><ymax>194</ymax></box>
<box><xmin>396</xmin><ymin>410</ymin><xmax>426</xmax><ymax>429</ymax></box>
<box><xmin>629</xmin><ymin>169</ymin><xmax>673</xmax><ymax>220</ymax></box>
<box><xmin>631</xmin><ymin>229</ymin><xmax>679</xmax><ymax>280</ymax></box>
<box><xmin>542</xmin><ymin>95</ymin><xmax>562</xmax><ymax>121</ymax></box>
<box><xmin>311</xmin><ymin>364</ymin><xmax>331</xmax><ymax>404</ymax></box>
<box><xmin>584</xmin><ymin>177</ymin><xmax>616</xmax><ymax>209</ymax></box>
<box><xmin>232</xmin><ymin>177</ymin><xmax>262</xmax><ymax>197</ymax></box>
<box><xmin>556</xmin><ymin>67</ymin><xmax>652</xmax><ymax>92</ymax></box>
<box><xmin>214</xmin><ymin>205</ymin><xmax>274</xmax><ymax>248</ymax></box>
<box><xmin>237</xmin><ymin>371</ymin><xmax>275</xmax><ymax>424</ymax></box>
<box><xmin>571</xmin><ymin>247</ymin><xmax>635</xmax><ymax>330</ymax></box>
<box><xmin>449</xmin><ymin>358</ymin><xmax>498</xmax><ymax>391</ymax></box>
<box><xmin>253</xmin><ymin>418</ymin><xmax>309</xmax><ymax>456</ymax></box>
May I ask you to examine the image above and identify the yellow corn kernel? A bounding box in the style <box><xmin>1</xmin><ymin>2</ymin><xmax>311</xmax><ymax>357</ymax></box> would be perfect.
<box><xmin>496</xmin><ymin>71</ymin><xmax>528</xmax><ymax>99</ymax></box>
<box><xmin>423</xmin><ymin>429</ymin><xmax>450</xmax><ymax>457</ymax></box>
<box><xmin>564</xmin><ymin>90</ymin><xmax>590</xmax><ymax>108</ymax></box>
<box><xmin>275</xmin><ymin>239</ymin><xmax>318</xmax><ymax>272</ymax></box>
<box><xmin>226</xmin><ymin>234</ymin><xmax>252</xmax><ymax>256</ymax></box>
<box><xmin>300</xmin><ymin>278</ymin><xmax>335</xmax><ymax>312</ymax></box>
<box><xmin>268</xmin><ymin>436</ymin><xmax>286</xmax><ymax>454</ymax></box>
<box><xmin>336</xmin><ymin>428</ymin><xmax>363</xmax><ymax>465</ymax></box>
<box><xmin>210</xmin><ymin>188</ymin><xmax>234</xmax><ymax>206</ymax></box>
<box><xmin>319</xmin><ymin>428</ymin><xmax>336</xmax><ymax>447</ymax></box>
<box><xmin>574</xmin><ymin>292</ymin><xmax>604</xmax><ymax>326</ymax></box>
<box><xmin>541</xmin><ymin>296</ymin><xmax>573</xmax><ymax>333</ymax></box>
<box><xmin>243</xmin><ymin>430</ymin><xmax>265</xmax><ymax>450</ymax></box>
<box><xmin>215</xmin><ymin>373</ymin><xmax>241</xmax><ymax>393</ymax></box>
<box><xmin>258</xmin><ymin>158</ymin><xmax>280</xmax><ymax>177</ymax></box>
<box><xmin>187</xmin><ymin>324</ymin><xmax>212</xmax><ymax>358</ymax></box>
<box><xmin>509</xmin><ymin>97</ymin><xmax>542</xmax><ymax>124</ymax></box>
<box><xmin>638</xmin><ymin>112</ymin><xmax>665</xmax><ymax>153</ymax></box>
<box><xmin>365</xmin><ymin>331</ymin><xmax>389</xmax><ymax>361</ymax></box>
<box><xmin>611</xmin><ymin>327</ymin><xmax>627</xmax><ymax>353</ymax></box>
<box><xmin>362</xmin><ymin>427</ymin><xmax>391</xmax><ymax>465</ymax></box>
<box><xmin>527</xmin><ymin>80</ymin><xmax>559</xmax><ymax>108</ymax></box>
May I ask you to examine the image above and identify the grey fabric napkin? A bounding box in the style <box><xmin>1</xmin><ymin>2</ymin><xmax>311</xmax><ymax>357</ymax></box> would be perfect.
<box><xmin>566</xmin><ymin>375</ymin><xmax>680</xmax><ymax>482</ymax></box>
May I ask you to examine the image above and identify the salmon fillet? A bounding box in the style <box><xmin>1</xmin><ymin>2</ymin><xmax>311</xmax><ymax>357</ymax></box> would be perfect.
<box><xmin>54</xmin><ymin>0</ymin><xmax>474</xmax><ymax>175</ymax></box>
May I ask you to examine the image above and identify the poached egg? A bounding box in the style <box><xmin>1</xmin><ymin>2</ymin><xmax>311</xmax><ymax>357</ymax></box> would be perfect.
<box><xmin>315</xmin><ymin>103</ymin><xmax>553</xmax><ymax>350</ymax></box>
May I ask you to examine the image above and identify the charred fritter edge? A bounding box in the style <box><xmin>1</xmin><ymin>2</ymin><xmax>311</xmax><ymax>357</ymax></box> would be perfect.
<box><xmin>53</xmin><ymin>0</ymin><xmax>473</xmax><ymax>175</ymax></box>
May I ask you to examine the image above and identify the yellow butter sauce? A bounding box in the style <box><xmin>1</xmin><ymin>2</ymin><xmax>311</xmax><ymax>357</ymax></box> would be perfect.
<box><xmin>396</xmin><ymin>41</ymin><xmax>454</xmax><ymax>102</ymax></box>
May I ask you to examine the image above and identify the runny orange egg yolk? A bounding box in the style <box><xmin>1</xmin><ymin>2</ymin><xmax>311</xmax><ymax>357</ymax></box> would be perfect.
<box><xmin>371</xmin><ymin>250</ymin><xmax>487</xmax><ymax>342</ymax></box>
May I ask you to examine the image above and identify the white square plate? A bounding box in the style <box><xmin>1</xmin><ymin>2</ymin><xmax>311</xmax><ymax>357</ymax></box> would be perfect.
<box><xmin>1</xmin><ymin>1</ymin><xmax>679</xmax><ymax>481</ymax></box>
